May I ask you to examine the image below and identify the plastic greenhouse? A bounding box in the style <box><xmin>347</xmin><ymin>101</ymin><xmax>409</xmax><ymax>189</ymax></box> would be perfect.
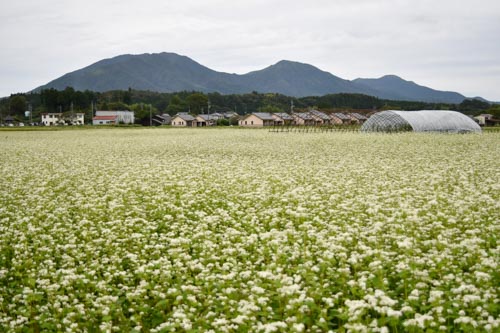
<box><xmin>361</xmin><ymin>110</ymin><xmax>481</xmax><ymax>133</ymax></box>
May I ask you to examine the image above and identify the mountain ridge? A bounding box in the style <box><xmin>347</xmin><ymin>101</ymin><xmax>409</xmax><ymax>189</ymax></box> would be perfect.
<box><xmin>35</xmin><ymin>52</ymin><xmax>468</xmax><ymax>103</ymax></box>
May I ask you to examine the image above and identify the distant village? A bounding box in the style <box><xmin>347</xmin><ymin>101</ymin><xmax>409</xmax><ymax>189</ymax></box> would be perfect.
<box><xmin>0</xmin><ymin>109</ymin><xmax>497</xmax><ymax>128</ymax></box>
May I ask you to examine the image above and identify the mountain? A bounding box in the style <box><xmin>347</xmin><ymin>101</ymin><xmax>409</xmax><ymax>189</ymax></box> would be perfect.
<box><xmin>239</xmin><ymin>60</ymin><xmax>379</xmax><ymax>97</ymax></box>
<box><xmin>37</xmin><ymin>53</ymin><xmax>248</xmax><ymax>94</ymax></box>
<box><xmin>352</xmin><ymin>75</ymin><xmax>466</xmax><ymax>104</ymax></box>
<box><xmin>35</xmin><ymin>52</ymin><xmax>468</xmax><ymax>103</ymax></box>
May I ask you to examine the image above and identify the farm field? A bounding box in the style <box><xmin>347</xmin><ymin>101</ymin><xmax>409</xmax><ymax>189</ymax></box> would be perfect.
<box><xmin>0</xmin><ymin>128</ymin><xmax>499</xmax><ymax>332</ymax></box>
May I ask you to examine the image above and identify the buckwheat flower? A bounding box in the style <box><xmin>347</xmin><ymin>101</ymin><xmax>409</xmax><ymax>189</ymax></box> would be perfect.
<box><xmin>428</xmin><ymin>290</ymin><xmax>444</xmax><ymax>303</ymax></box>
<box><xmin>408</xmin><ymin>289</ymin><xmax>420</xmax><ymax>301</ymax></box>
<box><xmin>344</xmin><ymin>323</ymin><xmax>369</xmax><ymax>333</ymax></box>
<box><xmin>386</xmin><ymin>309</ymin><xmax>402</xmax><ymax>318</ymax></box>
<box><xmin>293</xmin><ymin>323</ymin><xmax>305</xmax><ymax>332</ymax></box>
<box><xmin>231</xmin><ymin>315</ymin><xmax>248</xmax><ymax>325</ymax></box>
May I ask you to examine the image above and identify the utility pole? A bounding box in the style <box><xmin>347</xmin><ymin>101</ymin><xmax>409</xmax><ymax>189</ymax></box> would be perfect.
<box><xmin>207</xmin><ymin>100</ymin><xmax>211</xmax><ymax>126</ymax></box>
<box><xmin>149</xmin><ymin>104</ymin><xmax>152</xmax><ymax>127</ymax></box>
<box><xmin>290</xmin><ymin>100</ymin><xmax>294</xmax><ymax>114</ymax></box>
<box><xmin>29</xmin><ymin>103</ymin><xmax>32</xmax><ymax>123</ymax></box>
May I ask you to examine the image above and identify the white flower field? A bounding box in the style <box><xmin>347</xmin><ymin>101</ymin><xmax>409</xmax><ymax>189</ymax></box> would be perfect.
<box><xmin>0</xmin><ymin>128</ymin><xmax>498</xmax><ymax>332</ymax></box>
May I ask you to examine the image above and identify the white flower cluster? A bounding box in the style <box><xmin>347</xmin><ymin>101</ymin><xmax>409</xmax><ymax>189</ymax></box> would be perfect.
<box><xmin>0</xmin><ymin>128</ymin><xmax>498</xmax><ymax>332</ymax></box>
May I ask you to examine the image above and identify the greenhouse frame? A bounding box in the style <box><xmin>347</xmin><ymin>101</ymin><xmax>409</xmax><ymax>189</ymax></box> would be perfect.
<box><xmin>361</xmin><ymin>110</ymin><xmax>482</xmax><ymax>133</ymax></box>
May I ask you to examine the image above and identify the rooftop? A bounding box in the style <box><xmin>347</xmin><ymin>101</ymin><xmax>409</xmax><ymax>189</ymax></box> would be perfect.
<box><xmin>93</xmin><ymin>115</ymin><xmax>117</xmax><ymax>121</ymax></box>
<box><xmin>174</xmin><ymin>113</ymin><xmax>195</xmax><ymax>121</ymax></box>
<box><xmin>252</xmin><ymin>112</ymin><xmax>275</xmax><ymax>121</ymax></box>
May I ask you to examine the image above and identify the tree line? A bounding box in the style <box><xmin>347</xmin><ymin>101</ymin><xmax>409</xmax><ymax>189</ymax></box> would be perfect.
<box><xmin>0</xmin><ymin>87</ymin><xmax>497</xmax><ymax>125</ymax></box>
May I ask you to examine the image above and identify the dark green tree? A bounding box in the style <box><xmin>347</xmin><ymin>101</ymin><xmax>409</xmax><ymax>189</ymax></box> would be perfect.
<box><xmin>9</xmin><ymin>95</ymin><xmax>27</xmax><ymax>116</ymax></box>
<box><xmin>186</xmin><ymin>93</ymin><xmax>208</xmax><ymax>115</ymax></box>
<box><xmin>257</xmin><ymin>105</ymin><xmax>283</xmax><ymax>113</ymax></box>
<box><xmin>458</xmin><ymin>99</ymin><xmax>491</xmax><ymax>114</ymax></box>
<box><xmin>166</xmin><ymin>95</ymin><xmax>185</xmax><ymax>115</ymax></box>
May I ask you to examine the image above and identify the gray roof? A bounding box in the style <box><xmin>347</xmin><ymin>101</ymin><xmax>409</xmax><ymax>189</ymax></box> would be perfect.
<box><xmin>223</xmin><ymin>112</ymin><xmax>238</xmax><ymax>118</ymax></box>
<box><xmin>174</xmin><ymin>113</ymin><xmax>195</xmax><ymax>121</ymax></box>
<box><xmin>293</xmin><ymin>112</ymin><xmax>314</xmax><ymax>120</ymax></box>
<box><xmin>252</xmin><ymin>112</ymin><xmax>275</xmax><ymax>121</ymax></box>
<box><xmin>350</xmin><ymin>112</ymin><xmax>368</xmax><ymax>120</ymax></box>
<box><xmin>309</xmin><ymin>110</ymin><xmax>330</xmax><ymax>120</ymax></box>
<box><xmin>273</xmin><ymin>113</ymin><xmax>294</xmax><ymax>120</ymax></box>
<box><xmin>197</xmin><ymin>114</ymin><xmax>218</xmax><ymax>121</ymax></box>
<box><xmin>332</xmin><ymin>113</ymin><xmax>351</xmax><ymax>120</ymax></box>
<box><xmin>156</xmin><ymin>114</ymin><xmax>171</xmax><ymax>120</ymax></box>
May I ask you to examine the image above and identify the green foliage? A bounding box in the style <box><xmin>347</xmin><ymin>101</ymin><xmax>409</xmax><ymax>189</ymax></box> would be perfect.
<box><xmin>105</xmin><ymin>102</ymin><xmax>131</xmax><ymax>111</ymax></box>
<box><xmin>129</xmin><ymin>103</ymin><xmax>158</xmax><ymax>125</ymax></box>
<box><xmin>166</xmin><ymin>95</ymin><xmax>186</xmax><ymax>115</ymax></box>
<box><xmin>458</xmin><ymin>98</ymin><xmax>491</xmax><ymax>114</ymax></box>
<box><xmin>485</xmin><ymin>105</ymin><xmax>500</xmax><ymax>118</ymax></box>
<box><xmin>257</xmin><ymin>105</ymin><xmax>284</xmax><ymax>113</ymax></box>
<box><xmin>216</xmin><ymin>118</ymin><xmax>230</xmax><ymax>126</ymax></box>
<box><xmin>9</xmin><ymin>95</ymin><xmax>27</xmax><ymax>115</ymax></box>
<box><xmin>186</xmin><ymin>93</ymin><xmax>208</xmax><ymax>115</ymax></box>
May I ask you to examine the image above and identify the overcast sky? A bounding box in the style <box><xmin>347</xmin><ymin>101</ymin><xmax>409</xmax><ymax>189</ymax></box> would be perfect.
<box><xmin>1</xmin><ymin>0</ymin><xmax>499</xmax><ymax>100</ymax></box>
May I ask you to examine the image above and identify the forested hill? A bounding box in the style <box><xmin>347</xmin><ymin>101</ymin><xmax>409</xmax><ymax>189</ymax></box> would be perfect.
<box><xmin>4</xmin><ymin>87</ymin><xmax>495</xmax><ymax>126</ymax></box>
<box><xmin>34</xmin><ymin>52</ymin><xmax>467</xmax><ymax>103</ymax></box>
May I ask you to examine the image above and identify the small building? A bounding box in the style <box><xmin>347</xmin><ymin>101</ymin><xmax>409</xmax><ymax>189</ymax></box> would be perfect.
<box><xmin>93</xmin><ymin>110</ymin><xmax>134</xmax><ymax>125</ymax></box>
<box><xmin>171</xmin><ymin>113</ymin><xmax>195</xmax><ymax>127</ymax></box>
<box><xmin>223</xmin><ymin>111</ymin><xmax>238</xmax><ymax>119</ymax></box>
<box><xmin>195</xmin><ymin>114</ymin><xmax>217</xmax><ymax>127</ymax></box>
<box><xmin>292</xmin><ymin>112</ymin><xmax>315</xmax><ymax>126</ymax></box>
<box><xmin>42</xmin><ymin>112</ymin><xmax>85</xmax><ymax>125</ymax></box>
<box><xmin>239</xmin><ymin>113</ymin><xmax>276</xmax><ymax>127</ymax></box>
<box><xmin>331</xmin><ymin>113</ymin><xmax>351</xmax><ymax>124</ymax></box>
<box><xmin>67</xmin><ymin>113</ymin><xmax>85</xmax><ymax>125</ymax></box>
<box><xmin>93</xmin><ymin>115</ymin><xmax>117</xmax><ymax>125</ymax></box>
<box><xmin>474</xmin><ymin>114</ymin><xmax>494</xmax><ymax>126</ymax></box>
<box><xmin>349</xmin><ymin>112</ymin><xmax>368</xmax><ymax>124</ymax></box>
<box><xmin>272</xmin><ymin>113</ymin><xmax>294</xmax><ymax>126</ymax></box>
<box><xmin>41</xmin><ymin>113</ymin><xmax>63</xmax><ymax>126</ymax></box>
<box><xmin>309</xmin><ymin>110</ymin><xmax>331</xmax><ymax>125</ymax></box>
<box><xmin>153</xmin><ymin>114</ymin><xmax>172</xmax><ymax>126</ymax></box>
<box><xmin>4</xmin><ymin>115</ymin><xmax>15</xmax><ymax>125</ymax></box>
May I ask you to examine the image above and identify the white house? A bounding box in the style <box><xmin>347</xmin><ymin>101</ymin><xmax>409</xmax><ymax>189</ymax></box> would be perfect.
<box><xmin>474</xmin><ymin>114</ymin><xmax>493</xmax><ymax>126</ymax></box>
<box><xmin>93</xmin><ymin>110</ymin><xmax>134</xmax><ymax>125</ymax></box>
<box><xmin>41</xmin><ymin>113</ymin><xmax>63</xmax><ymax>126</ymax></box>
<box><xmin>67</xmin><ymin>113</ymin><xmax>85</xmax><ymax>125</ymax></box>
